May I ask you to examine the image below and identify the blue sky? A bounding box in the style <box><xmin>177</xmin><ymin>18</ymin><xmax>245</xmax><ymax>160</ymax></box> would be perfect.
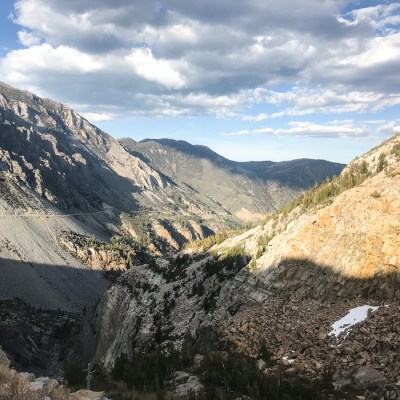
<box><xmin>1</xmin><ymin>0</ymin><xmax>400</xmax><ymax>163</ymax></box>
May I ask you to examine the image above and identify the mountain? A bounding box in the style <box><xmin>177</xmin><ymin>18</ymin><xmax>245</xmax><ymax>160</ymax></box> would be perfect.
<box><xmin>93</xmin><ymin>133</ymin><xmax>400</xmax><ymax>398</ymax></box>
<box><xmin>3</xmin><ymin>81</ymin><xmax>377</xmax><ymax>396</ymax></box>
<box><xmin>0</xmin><ymin>81</ymin><xmax>343</xmax><ymax>257</ymax></box>
<box><xmin>120</xmin><ymin>137</ymin><xmax>344</xmax><ymax>221</ymax></box>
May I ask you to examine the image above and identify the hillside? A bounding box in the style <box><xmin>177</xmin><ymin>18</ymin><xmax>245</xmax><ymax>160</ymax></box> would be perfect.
<box><xmin>121</xmin><ymin>137</ymin><xmax>344</xmax><ymax>221</ymax></box>
<box><xmin>93</xmin><ymin>133</ymin><xmax>400</xmax><ymax>399</ymax></box>
<box><xmin>0</xmin><ymin>175</ymin><xmax>108</xmax><ymax>311</ymax></box>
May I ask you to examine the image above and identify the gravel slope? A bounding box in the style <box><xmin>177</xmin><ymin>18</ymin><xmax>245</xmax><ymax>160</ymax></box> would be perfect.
<box><xmin>0</xmin><ymin>178</ymin><xmax>109</xmax><ymax>311</ymax></box>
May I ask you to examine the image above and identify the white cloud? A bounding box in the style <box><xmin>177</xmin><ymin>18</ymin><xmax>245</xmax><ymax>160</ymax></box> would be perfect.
<box><xmin>221</xmin><ymin>120</ymin><xmax>397</xmax><ymax>138</ymax></box>
<box><xmin>79</xmin><ymin>112</ymin><xmax>116</xmax><ymax>122</ymax></box>
<box><xmin>240</xmin><ymin>87</ymin><xmax>400</xmax><ymax>121</ymax></box>
<box><xmin>0</xmin><ymin>0</ymin><xmax>399</xmax><ymax>123</ymax></box>
<box><xmin>377</xmin><ymin>120</ymin><xmax>400</xmax><ymax>134</ymax></box>
<box><xmin>344</xmin><ymin>3</ymin><xmax>400</xmax><ymax>31</ymax></box>
<box><xmin>18</xmin><ymin>30</ymin><xmax>41</xmax><ymax>47</ymax></box>
<box><xmin>337</xmin><ymin>33</ymin><xmax>400</xmax><ymax>69</ymax></box>
<box><xmin>125</xmin><ymin>48</ymin><xmax>186</xmax><ymax>89</ymax></box>
<box><xmin>0</xmin><ymin>44</ymin><xmax>102</xmax><ymax>77</ymax></box>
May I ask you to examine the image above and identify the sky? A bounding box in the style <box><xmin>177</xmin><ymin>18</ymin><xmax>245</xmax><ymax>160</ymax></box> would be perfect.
<box><xmin>0</xmin><ymin>0</ymin><xmax>400</xmax><ymax>163</ymax></box>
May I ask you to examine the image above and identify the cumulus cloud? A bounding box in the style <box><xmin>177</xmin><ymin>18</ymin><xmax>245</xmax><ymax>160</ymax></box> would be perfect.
<box><xmin>0</xmin><ymin>0</ymin><xmax>399</xmax><ymax>124</ymax></box>
<box><xmin>125</xmin><ymin>48</ymin><xmax>186</xmax><ymax>89</ymax></box>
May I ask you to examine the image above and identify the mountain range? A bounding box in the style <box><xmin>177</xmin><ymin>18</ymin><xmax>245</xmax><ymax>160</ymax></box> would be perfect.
<box><xmin>1</xmin><ymin>81</ymin><xmax>399</xmax><ymax>399</ymax></box>
<box><xmin>0</xmin><ymin>81</ymin><xmax>342</xmax><ymax>311</ymax></box>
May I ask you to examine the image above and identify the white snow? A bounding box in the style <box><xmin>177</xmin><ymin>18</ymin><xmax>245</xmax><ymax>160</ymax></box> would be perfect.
<box><xmin>282</xmin><ymin>356</ymin><xmax>295</xmax><ymax>364</ymax></box>
<box><xmin>329</xmin><ymin>305</ymin><xmax>379</xmax><ymax>337</ymax></box>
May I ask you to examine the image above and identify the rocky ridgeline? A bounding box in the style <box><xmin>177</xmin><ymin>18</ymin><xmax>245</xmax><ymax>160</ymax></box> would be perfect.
<box><xmin>220</xmin><ymin>296</ymin><xmax>400</xmax><ymax>399</ymax></box>
<box><xmin>122</xmin><ymin>137</ymin><xmax>344</xmax><ymax>221</ymax></box>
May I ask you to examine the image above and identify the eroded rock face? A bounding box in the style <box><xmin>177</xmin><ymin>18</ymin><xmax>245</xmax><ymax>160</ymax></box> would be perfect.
<box><xmin>59</xmin><ymin>233</ymin><xmax>131</xmax><ymax>272</ymax></box>
<box><xmin>0</xmin><ymin>82</ymin><xmax>235</xmax><ymax>254</ymax></box>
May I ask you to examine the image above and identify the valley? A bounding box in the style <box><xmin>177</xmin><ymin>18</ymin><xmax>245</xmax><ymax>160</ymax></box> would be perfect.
<box><xmin>0</xmin><ymin>82</ymin><xmax>399</xmax><ymax>400</ymax></box>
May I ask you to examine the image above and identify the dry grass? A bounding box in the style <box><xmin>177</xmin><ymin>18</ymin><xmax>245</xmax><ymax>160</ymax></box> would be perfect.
<box><xmin>0</xmin><ymin>365</ymin><xmax>14</xmax><ymax>384</ymax></box>
<box><xmin>1</xmin><ymin>376</ymin><xmax>42</xmax><ymax>400</ymax></box>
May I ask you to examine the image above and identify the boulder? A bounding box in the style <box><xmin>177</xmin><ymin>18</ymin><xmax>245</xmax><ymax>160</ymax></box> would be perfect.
<box><xmin>352</xmin><ymin>366</ymin><xmax>387</xmax><ymax>390</ymax></box>
<box><xmin>29</xmin><ymin>376</ymin><xmax>59</xmax><ymax>395</ymax></box>
<box><xmin>69</xmin><ymin>389</ymin><xmax>109</xmax><ymax>400</ymax></box>
<box><xmin>168</xmin><ymin>371</ymin><xmax>204</xmax><ymax>399</ymax></box>
<box><xmin>193</xmin><ymin>354</ymin><xmax>204</xmax><ymax>368</ymax></box>
<box><xmin>17</xmin><ymin>372</ymin><xmax>35</xmax><ymax>382</ymax></box>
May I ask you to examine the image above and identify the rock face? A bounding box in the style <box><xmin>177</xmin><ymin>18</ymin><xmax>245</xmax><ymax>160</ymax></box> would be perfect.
<box><xmin>92</xmin><ymin>255</ymin><xmax>231</xmax><ymax>368</ymax></box>
<box><xmin>69</xmin><ymin>389</ymin><xmax>110</xmax><ymax>400</ymax></box>
<box><xmin>0</xmin><ymin>81</ymin><xmax>170</xmax><ymax>214</ymax></box>
<box><xmin>58</xmin><ymin>232</ymin><xmax>134</xmax><ymax>272</ymax></box>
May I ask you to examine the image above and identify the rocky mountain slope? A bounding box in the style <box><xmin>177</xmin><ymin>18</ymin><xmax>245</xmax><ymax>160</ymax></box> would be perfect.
<box><xmin>0</xmin><ymin>81</ymin><xmax>343</xmax><ymax>255</ymax></box>
<box><xmin>93</xmin><ymin>133</ymin><xmax>400</xmax><ymax>398</ymax></box>
<box><xmin>0</xmin><ymin>81</ymin><xmax>345</xmax><ymax>311</ymax></box>
<box><xmin>0</xmin><ymin>173</ymin><xmax>108</xmax><ymax>311</ymax></box>
<box><xmin>121</xmin><ymin>137</ymin><xmax>344</xmax><ymax>221</ymax></box>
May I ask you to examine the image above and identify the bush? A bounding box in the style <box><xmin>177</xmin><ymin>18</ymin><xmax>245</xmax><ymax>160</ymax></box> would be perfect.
<box><xmin>376</xmin><ymin>153</ymin><xmax>388</xmax><ymax>172</ymax></box>
<box><xmin>390</xmin><ymin>143</ymin><xmax>400</xmax><ymax>160</ymax></box>
<box><xmin>370</xmin><ymin>190</ymin><xmax>381</xmax><ymax>198</ymax></box>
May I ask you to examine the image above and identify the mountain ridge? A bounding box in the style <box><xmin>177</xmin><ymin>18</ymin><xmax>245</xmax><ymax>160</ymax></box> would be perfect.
<box><xmin>121</xmin><ymin>137</ymin><xmax>344</xmax><ymax>221</ymax></box>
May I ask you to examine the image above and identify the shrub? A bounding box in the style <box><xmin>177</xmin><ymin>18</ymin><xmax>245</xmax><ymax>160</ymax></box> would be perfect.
<box><xmin>370</xmin><ymin>190</ymin><xmax>381</xmax><ymax>198</ymax></box>
<box><xmin>390</xmin><ymin>143</ymin><xmax>400</xmax><ymax>161</ymax></box>
<box><xmin>376</xmin><ymin>152</ymin><xmax>388</xmax><ymax>172</ymax></box>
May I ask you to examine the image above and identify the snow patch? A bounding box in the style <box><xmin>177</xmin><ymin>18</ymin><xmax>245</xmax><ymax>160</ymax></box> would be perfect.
<box><xmin>282</xmin><ymin>356</ymin><xmax>295</xmax><ymax>364</ymax></box>
<box><xmin>329</xmin><ymin>305</ymin><xmax>379</xmax><ymax>337</ymax></box>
